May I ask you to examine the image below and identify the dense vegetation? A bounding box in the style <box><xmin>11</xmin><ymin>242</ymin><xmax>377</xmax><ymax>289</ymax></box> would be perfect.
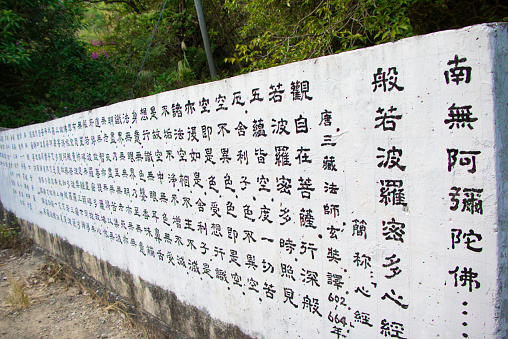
<box><xmin>1</xmin><ymin>0</ymin><xmax>506</xmax><ymax>127</ymax></box>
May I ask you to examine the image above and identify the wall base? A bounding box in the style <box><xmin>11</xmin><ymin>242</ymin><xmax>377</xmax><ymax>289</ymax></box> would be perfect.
<box><xmin>2</xmin><ymin>205</ymin><xmax>251</xmax><ymax>339</ymax></box>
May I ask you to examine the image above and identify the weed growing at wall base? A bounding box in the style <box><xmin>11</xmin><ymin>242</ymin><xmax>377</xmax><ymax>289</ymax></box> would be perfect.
<box><xmin>0</xmin><ymin>223</ymin><xmax>22</xmax><ymax>249</ymax></box>
<box><xmin>7</xmin><ymin>276</ymin><xmax>30</xmax><ymax>311</ymax></box>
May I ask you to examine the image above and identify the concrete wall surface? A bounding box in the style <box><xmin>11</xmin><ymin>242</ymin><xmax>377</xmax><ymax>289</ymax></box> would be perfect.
<box><xmin>0</xmin><ymin>23</ymin><xmax>507</xmax><ymax>338</ymax></box>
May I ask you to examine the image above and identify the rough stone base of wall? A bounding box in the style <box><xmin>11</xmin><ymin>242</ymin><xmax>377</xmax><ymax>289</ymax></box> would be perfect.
<box><xmin>2</xmin><ymin>206</ymin><xmax>251</xmax><ymax>339</ymax></box>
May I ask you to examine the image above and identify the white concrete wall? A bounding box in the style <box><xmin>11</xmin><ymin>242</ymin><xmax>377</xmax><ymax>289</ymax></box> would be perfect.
<box><xmin>1</xmin><ymin>23</ymin><xmax>507</xmax><ymax>338</ymax></box>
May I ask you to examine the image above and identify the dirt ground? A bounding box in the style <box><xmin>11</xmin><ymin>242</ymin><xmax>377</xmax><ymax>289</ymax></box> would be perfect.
<box><xmin>0</xmin><ymin>246</ymin><xmax>145</xmax><ymax>339</ymax></box>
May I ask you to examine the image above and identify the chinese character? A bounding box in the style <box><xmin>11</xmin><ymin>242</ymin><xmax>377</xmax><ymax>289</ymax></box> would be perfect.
<box><xmin>327</xmin><ymin>247</ymin><xmax>341</xmax><ymax>263</ymax></box>
<box><xmin>268</xmin><ymin>83</ymin><xmax>284</xmax><ymax>102</ymax></box>
<box><xmin>300</xmin><ymin>208</ymin><xmax>315</xmax><ymax>228</ymax></box>
<box><xmin>383</xmin><ymin>254</ymin><xmax>402</xmax><ymax>279</ymax></box>
<box><xmin>295</xmin><ymin>146</ymin><xmax>312</xmax><ymax>164</ymax></box>
<box><xmin>283</xmin><ymin>288</ymin><xmax>298</xmax><ymax>308</ymax></box>
<box><xmin>372</xmin><ymin>67</ymin><xmax>404</xmax><ymax>92</ymax></box>
<box><xmin>255</xmin><ymin>148</ymin><xmax>267</xmax><ymax>164</ymax></box>
<box><xmin>323</xmin><ymin>156</ymin><xmax>337</xmax><ymax>171</ymax></box>
<box><xmin>297</xmin><ymin>177</ymin><xmax>315</xmax><ymax>199</ymax></box>
<box><xmin>451</xmin><ymin>228</ymin><xmax>483</xmax><ymax>252</ymax></box>
<box><xmin>321</xmin><ymin>135</ymin><xmax>336</xmax><ymax>146</ymax></box>
<box><xmin>271</xmin><ymin>118</ymin><xmax>290</xmax><ymax>135</ymax></box>
<box><xmin>327</xmin><ymin>272</ymin><xmax>344</xmax><ymax>290</ymax></box>
<box><xmin>290</xmin><ymin>80</ymin><xmax>313</xmax><ymax>101</ymax></box>
<box><xmin>275</xmin><ymin>146</ymin><xmax>291</xmax><ymax>166</ymax></box>
<box><xmin>352</xmin><ymin>219</ymin><xmax>367</xmax><ymax>239</ymax></box>
<box><xmin>199</xmin><ymin>97</ymin><xmax>210</xmax><ymax>113</ymax></box>
<box><xmin>184</xmin><ymin>100</ymin><xmax>195</xmax><ymax>114</ymax></box>
<box><xmin>380</xmin><ymin>319</ymin><xmax>406</xmax><ymax>339</ymax></box>
<box><xmin>379</xmin><ymin>180</ymin><xmax>407</xmax><ymax>206</ymax></box>
<box><xmin>217</xmin><ymin>123</ymin><xmax>230</xmax><ymax>136</ymax></box>
<box><xmin>353</xmin><ymin>252</ymin><xmax>371</xmax><ymax>269</ymax></box>
<box><xmin>253</xmin><ymin>119</ymin><xmax>267</xmax><ymax>137</ymax></box>
<box><xmin>324</xmin><ymin>205</ymin><xmax>340</xmax><ymax>218</ymax></box>
<box><xmin>215</xmin><ymin>94</ymin><xmax>228</xmax><ymax>111</ymax></box>
<box><xmin>319</xmin><ymin>109</ymin><xmax>332</xmax><ymax>126</ymax></box>
<box><xmin>263</xmin><ymin>282</ymin><xmax>276</xmax><ymax>298</ymax></box>
<box><xmin>281</xmin><ymin>264</ymin><xmax>296</xmax><ymax>281</ymax></box>
<box><xmin>302</xmin><ymin>295</ymin><xmax>322</xmax><ymax>317</ymax></box>
<box><xmin>381</xmin><ymin>289</ymin><xmax>408</xmax><ymax>309</ymax></box>
<box><xmin>444</xmin><ymin>103</ymin><xmax>477</xmax><ymax>129</ymax></box>
<box><xmin>235</xmin><ymin>121</ymin><xmax>248</xmax><ymax>136</ymax></box>
<box><xmin>382</xmin><ymin>218</ymin><xmax>405</xmax><ymax>243</ymax></box>
<box><xmin>448</xmin><ymin>266</ymin><xmax>480</xmax><ymax>292</ymax></box>
<box><xmin>377</xmin><ymin>146</ymin><xmax>406</xmax><ymax>171</ymax></box>
<box><xmin>447</xmin><ymin>149</ymin><xmax>480</xmax><ymax>173</ymax></box>
<box><xmin>444</xmin><ymin>55</ymin><xmax>472</xmax><ymax>85</ymax></box>
<box><xmin>276</xmin><ymin>175</ymin><xmax>292</xmax><ymax>195</ymax></box>
<box><xmin>231</xmin><ymin>91</ymin><xmax>245</xmax><ymax>106</ymax></box>
<box><xmin>375</xmin><ymin>106</ymin><xmax>402</xmax><ymax>131</ymax></box>
<box><xmin>449</xmin><ymin>186</ymin><xmax>483</xmax><ymax>214</ymax></box>
<box><xmin>250</xmin><ymin>88</ymin><xmax>264</xmax><ymax>102</ymax></box>
<box><xmin>354</xmin><ymin>310</ymin><xmax>373</xmax><ymax>327</ymax></box>
<box><xmin>172</xmin><ymin>102</ymin><xmax>182</xmax><ymax>117</ymax></box>
<box><xmin>301</xmin><ymin>269</ymin><xmax>320</xmax><ymax>286</ymax></box>
<box><xmin>294</xmin><ymin>114</ymin><xmax>308</xmax><ymax>133</ymax></box>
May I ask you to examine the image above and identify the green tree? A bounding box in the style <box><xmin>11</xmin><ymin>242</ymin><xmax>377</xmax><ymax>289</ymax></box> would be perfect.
<box><xmin>85</xmin><ymin>0</ymin><xmax>213</xmax><ymax>98</ymax></box>
<box><xmin>1</xmin><ymin>0</ymin><xmax>505</xmax><ymax>128</ymax></box>
<box><xmin>225</xmin><ymin>0</ymin><xmax>419</xmax><ymax>72</ymax></box>
<box><xmin>224</xmin><ymin>0</ymin><xmax>507</xmax><ymax>73</ymax></box>
<box><xmin>0</xmin><ymin>0</ymin><xmax>125</xmax><ymax>128</ymax></box>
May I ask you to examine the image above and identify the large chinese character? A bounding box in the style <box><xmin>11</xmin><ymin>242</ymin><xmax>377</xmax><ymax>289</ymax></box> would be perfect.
<box><xmin>294</xmin><ymin>114</ymin><xmax>308</xmax><ymax>133</ymax></box>
<box><xmin>268</xmin><ymin>83</ymin><xmax>284</xmax><ymax>102</ymax></box>
<box><xmin>444</xmin><ymin>104</ymin><xmax>477</xmax><ymax>129</ymax></box>
<box><xmin>383</xmin><ymin>254</ymin><xmax>402</xmax><ymax>279</ymax></box>
<box><xmin>271</xmin><ymin>118</ymin><xmax>290</xmax><ymax>135</ymax></box>
<box><xmin>381</xmin><ymin>289</ymin><xmax>408</xmax><ymax>309</ymax></box>
<box><xmin>372</xmin><ymin>67</ymin><xmax>404</xmax><ymax>92</ymax></box>
<box><xmin>382</xmin><ymin>218</ymin><xmax>405</xmax><ymax>243</ymax></box>
<box><xmin>302</xmin><ymin>295</ymin><xmax>322</xmax><ymax>317</ymax></box>
<box><xmin>379</xmin><ymin>180</ymin><xmax>407</xmax><ymax>206</ymax></box>
<box><xmin>444</xmin><ymin>55</ymin><xmax>472</xmax><ymax>85</ymax></box>
<box><xmin>447</xmin><ymin>149</ymin><xmax>480</xmax><ymax>173</ymax></box>
<box><xmin>290</xmin><ymin>80</ymin><xmax>313</xmax><ymax>101</ymax></box>
<box><xmin>377</xmin><ymin>146</ymin><xmax>406</xmax><ymax>171</ymax></box>
<box><xmin>231</xmin><ymin>91</ymin><xmax>245</xmax><ymax>106</ymax></box>
<box><xmin>275</xmin><ymin>146</ymin><xmax>291</xmax><ymax>166</ymax></box>
<box><xmin>253</xmin><ymin>119</ymin><xmax>267</xmax><ymax>137</ymax></box>
<box><xmin>380</xmin><ymin>319</ymin><xmax>406</xmax><ymax>339</ymax></box>
<box><xmin>375</xmin><ymin>106</ymin><xmax>402</xmax><ymax>131</ymax></box>
<box><xmin>185</xmin><ymin>100</ymin><xmax>195</xmax><ymax>114</ymax></box>
<box><xmin>172</xmin><ymin>103</ymin><xmax>182</xmax><ymax>117</ymax></box>
<box><xmin>449</xmin><ymin>186</ymin><xmax>483</xmax><ymax>215</ymax></box>
<box><xmin>319</xmin><ymin>109</ymin><xmax>332</xmax><ymax>126</ymax></box>
<box><xmin>215</xmin><ymin>94</ymin><xmax>228</xmax><ymax>111</ymax></box>
<box><xmin>297</xmin><ymin>177</ymin><xmax>315</xmax><ymax>199</ymax></box>
<box><xmin>451</xmin><ymin>228</ymin><xmax>483</xmax><ymax>252</ymax></box>
<box><xmin>448</xmin><ymin>266</ymin><xmax>480</xmax><ymax>292</ymax></box>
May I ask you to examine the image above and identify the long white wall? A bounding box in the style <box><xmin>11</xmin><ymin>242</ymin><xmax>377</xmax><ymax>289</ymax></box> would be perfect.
<box><xmin>1</xmin><ymin>23</ymin><xmax>507</xmax><ymax>338</ymax></box>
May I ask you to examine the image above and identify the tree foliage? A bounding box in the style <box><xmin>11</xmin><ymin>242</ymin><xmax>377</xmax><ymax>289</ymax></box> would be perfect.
<box><xmin>225</xmin><ymin>0</ymin><xmax>507</xmax><ymax>72</ymax></box>
<box><xmin>0</xmin><ymin>0</ymin><xmax>506</xmax><ymax>127</ymax></box>
<box><xmin>0</xmin><ymin>0</ymin><xmax>125</xmax><ymax>128</ymax></box>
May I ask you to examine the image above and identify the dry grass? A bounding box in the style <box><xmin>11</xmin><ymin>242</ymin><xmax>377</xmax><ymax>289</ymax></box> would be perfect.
<box><xmin>38</xmin><ymin>256</ymin><xmax>150</xmax><ymax>338</ymax></box>
<box><xmin>7</xmin><ymin>276</ymin><xmax>29</xmax><ymax>310</ymax></box>
<box><xmin>39</xmin><ymin>258</ymin><xmax>77</xmax><ymax>288</ymax></box>
<box><xmin>100</xmin><ymin>295</ymin><xmax>150</xmax><ymax>339</ymax></box>
<box><xmin>104</xmin><ymin>300</ymin><xmax>133</xmax><ymax>321</ymax></box>
<box><xmin>101</xmin><ymin>298</ymin><xmax>150</xmax><ymax>338</ymax></box>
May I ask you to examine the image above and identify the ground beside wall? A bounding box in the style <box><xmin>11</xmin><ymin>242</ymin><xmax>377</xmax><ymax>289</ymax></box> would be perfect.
<box><xmin>6</xmin><ymin>207</ymin><xmax>251</xmax><ymax>339</ymax></box>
